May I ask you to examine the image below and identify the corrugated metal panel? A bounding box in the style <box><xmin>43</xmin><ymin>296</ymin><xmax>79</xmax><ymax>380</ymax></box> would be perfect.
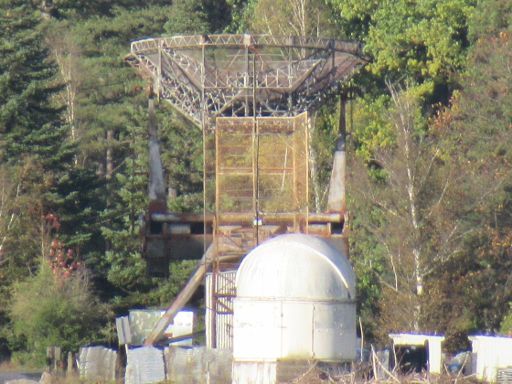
<box><xmin>116</xmin><ymin>316</ymin><xmax>131</xmax><ymax>345</ymax></box>
<box><xmin>205</xmin><ymin>270</ymin><xmax>236</xmax><ymax>350</ymax></box>
<box><xmin>78</xmin><ymin>346</ymin><xmax>117</xmax><ymax>382</ymax></box>
<box><xmin>125</xmin><ymin>346</ymin><xmax>165</xmax><ymax>384</ymax></box>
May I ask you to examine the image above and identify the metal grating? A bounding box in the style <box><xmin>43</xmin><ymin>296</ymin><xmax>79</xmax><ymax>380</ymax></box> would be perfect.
<box><xmin>205</xmin><ymin>270</ymin><xmax>237</xmax><ymax>350</ymax></box>
<box><xmin>211</xmin><ymin>113</ymin><xmax>309</xmax><ymax>249</ymax></box>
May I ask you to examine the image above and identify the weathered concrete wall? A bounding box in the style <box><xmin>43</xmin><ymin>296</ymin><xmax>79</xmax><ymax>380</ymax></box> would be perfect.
<box><xmin>164</xmin><ymin>346</ymin><xmax>232</xmax><ymax>383</ymax></box>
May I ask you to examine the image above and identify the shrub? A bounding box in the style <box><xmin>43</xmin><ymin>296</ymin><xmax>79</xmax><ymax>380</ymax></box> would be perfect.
<box><xmin>9</xmin><ymin>261</ymin><xmax>107</xmax><ymax>366</ymax></box>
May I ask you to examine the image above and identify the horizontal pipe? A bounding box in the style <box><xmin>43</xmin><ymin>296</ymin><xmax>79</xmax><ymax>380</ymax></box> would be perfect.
<box><xmin>150</xmin><ymin>213</ymin><xmax>214</xmax><ymax>223</ymax></box>
<box><xmin>150</xmin><ymin>212</ymin><xmax>343</xmax><ymax>223</ymax></box>
<box><xmin>216</xmin><ymin>212</ymin><xmax>343</xmax><ymax>223</ymax></box>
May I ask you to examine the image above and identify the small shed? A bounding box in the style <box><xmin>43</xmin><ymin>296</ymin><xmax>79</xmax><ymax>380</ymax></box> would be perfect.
<box><xmin>389</xmin><ymin>333</ymin><xmax>445</xmax><ymax>374</ymax></box>
<box><xmin>469</xmin><ymin>335</ymin><xmax>512</xmax><ymax>382</ymax></box>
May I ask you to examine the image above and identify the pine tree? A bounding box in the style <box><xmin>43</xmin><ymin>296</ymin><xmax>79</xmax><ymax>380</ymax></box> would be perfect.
<box><xmin>0</xmin><ymin>0</ymin><xmax>74</xmax><ymax>168</ymax></box>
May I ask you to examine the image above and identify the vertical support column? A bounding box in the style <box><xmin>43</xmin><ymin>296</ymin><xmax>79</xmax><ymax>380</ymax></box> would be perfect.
<box><xmin>292</xmin><ymin>118</ymin><xmax>298</xmax><ymax>232</ymax></box>
<box><xmin>156</xmin><ymin>40</ymin><xmax>162</xmax><ymax>101</ymax></box>
<box><xmin>326</xmin><ymin>91</ymin><xmax>347</xmax><ymax>214</ymax></box>
<box><xmin>244</xmin><ymin>46</ymin><xmax>249</xmax><ymax>116</ymax></box>
<box><xmin>251</xmin><ymin>52</ymin><xmax>260</xmax><ymax>244</ymax></box>
<box><xmin>199</xmin><ymin>38</ymin><xmax>217</xmax><ymax>348</ymax></box>
<box><xmin>427</xmin><ymin>338</ymin><xmax>443</xmax><ymax>374</ymax></box>
<box><xmin>304</xmin><ymin>113</ymin><xmax>309</xmax><ymax>234</ymax></box>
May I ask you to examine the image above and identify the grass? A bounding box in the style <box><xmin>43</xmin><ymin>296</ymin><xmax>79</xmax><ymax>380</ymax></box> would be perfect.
<box><xmin>0</xmin><ymin>360</ymin><xmax>43</xmax><ymax>373</ymax></box>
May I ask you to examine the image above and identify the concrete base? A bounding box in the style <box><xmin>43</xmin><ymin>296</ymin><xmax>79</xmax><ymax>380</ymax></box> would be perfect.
<box><xmin>232</xmin><ymin>360</ymin><xmax>351</xmax><ymax>384</ymax></box>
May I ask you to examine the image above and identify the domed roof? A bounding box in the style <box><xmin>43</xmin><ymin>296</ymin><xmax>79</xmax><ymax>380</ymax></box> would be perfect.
<box><xmin>236</xmin><ymin>234</ymin><xmax>355</xmax><ymax>301</ymax></box>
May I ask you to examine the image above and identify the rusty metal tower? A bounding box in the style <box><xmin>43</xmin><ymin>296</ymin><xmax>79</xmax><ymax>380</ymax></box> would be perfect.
<box><xmin>126</xmin><ymin>34</ymin><xmax>365</xmax><ymax>347</ymax></box>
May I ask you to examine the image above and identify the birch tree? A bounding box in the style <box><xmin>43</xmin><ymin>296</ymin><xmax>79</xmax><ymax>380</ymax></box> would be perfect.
<box><xmin>243</xmin><ymin>0</ymin><xmax>335</xmax><ymax>37</ymax></box>
<box><xmin>348</xmin><ymin>78</ymin><xmax>512</xmax><ymax>339</ymax></box>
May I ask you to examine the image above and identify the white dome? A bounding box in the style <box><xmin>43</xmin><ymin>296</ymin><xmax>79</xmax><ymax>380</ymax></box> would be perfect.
<box><xmin>236</xmin><ymin>234</ymin><xmax>355</xmax><ymax>301</ymax></box>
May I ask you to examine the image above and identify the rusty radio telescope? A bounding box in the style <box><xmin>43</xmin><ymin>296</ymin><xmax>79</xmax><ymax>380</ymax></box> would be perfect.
<box><xmin>126</xmin><ymin>34</ymin><xmax>365</xmax><ymax>347</ymax></box>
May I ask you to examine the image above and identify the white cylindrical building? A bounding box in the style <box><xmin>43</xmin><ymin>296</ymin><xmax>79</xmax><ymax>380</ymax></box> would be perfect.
<box><xmin>232</xmin><ymin>234</ymin><xmax>356</xmax><ymax>383</ymax></box>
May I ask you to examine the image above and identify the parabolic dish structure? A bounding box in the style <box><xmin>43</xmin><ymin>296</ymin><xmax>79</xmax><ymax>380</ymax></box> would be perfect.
<box><xmin>126</xmin><ymin>34</ymin><xmax>365</xmax><ymax>125</ymax></box>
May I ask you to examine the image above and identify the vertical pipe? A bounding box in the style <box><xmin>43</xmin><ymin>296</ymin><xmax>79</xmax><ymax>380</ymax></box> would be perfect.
<box><xmin>156</xmin><ymin>41</ymin><xmax>162</xmax><ymax>102</ymax></box>
<box><xmin>244</xmin><ymin>46</ymin><xmax>249</xmax><ymax>116</ymax></box>
<box><xmin>252</xmin><ymin>52</ymin><xmax>259</xmax><ymax>244</ymax></box>
<box><xmin>200</xmin><ymin>39</ymin><xmax>216</xmax><ymax>347</ymax></box>
<box><xmin>292</xmin><ymin>118</ymin><xmax>297</xmax><ymax>232</ymax></box>
<box><xmin>304</xmin><ymin>112</ymin><xmax>309</xmax><ymax>234</ymax></box>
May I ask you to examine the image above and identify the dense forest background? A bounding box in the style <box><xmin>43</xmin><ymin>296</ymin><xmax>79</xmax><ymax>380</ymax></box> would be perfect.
<box><xmin>1</xmin><ymin>0</ymin><xmax>511</xmax><ymax>364</ymax></box>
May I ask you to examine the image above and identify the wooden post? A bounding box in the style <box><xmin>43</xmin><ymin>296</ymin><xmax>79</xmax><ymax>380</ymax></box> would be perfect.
<box><xmin>53</xmin><ymin>346</ymin><xmax>61</xmax><ymax>373</ymax></box>
<box><xmin>46</xmin><ymin>347</ymin><xmax>54</xmax><ymax>372</ymax></box>
<box><xmin>66</xmin><ymin>352</ymin><xmax>74</xmax><ymax>376</ymax></box>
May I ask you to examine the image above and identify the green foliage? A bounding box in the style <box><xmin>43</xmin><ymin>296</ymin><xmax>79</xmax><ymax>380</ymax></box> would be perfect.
<box><xmin>468</xmin><ymin>0</ymin><xmax>512</xmax><ymax>40</ymax></box>
<box><xmin>159</xmin><ymin>107</ymin><xmax>204</xmax><ymax>213</ymax></box>
<box><xmin>224</xmin><ymin>0</ymin><xmax>249</xmax><ymax>32</ymax></box>
<box><xmin>165</xmin><ymin>0</ymin><xmax>210</xmax><ymax>34</ymax></box>
<box><xmin>45</xmin><ymin>168</ymin><xmax>106</xmax><ymax>252</ymax></box>
<box><xmin>330</xmin><ymin>0</ymin><xmax>475</xmax><ymax>78</ymax></box>
<box><xmin>348</xmin><ymin>83</ymin><xmax>460</xmax><ymax>340</ymax></box>
<box><xmin>368</xmin><ymin>1</ymin><xmax>473</xmax><ymax>80</ymax></box>
<box><xmin>0</xmin><ymin>0</ymin><xmax>74</xmax><ymax>168</ymax></box>
<box><xmin>0</xmin><ymin>163</ymin><xmax>45</xmax><ymax>358</ymax></box>
<box><xmin>328</xmin><ymin>0</ymin><xmax>475</xmax><ymax>107</ymax></box>
<box><xmin>426</xmin><ymin>29</ymin><xmax>512</xmax><ymax>344</ymax></box>
<box><xmin>350</xmin><ymin>95</ymin><xmax>393</xmax><ymax>161</ymax></box>
<box><xmin>241</xmin><ymin>0</ymin><xmax>336</xmax><ymax>36</ymax></box>
<box><xmin>347</xmin><ymin>22</ymin><xmax>512</xmax><ymax>346</ymax></box>
<box><xmin>347</xmin><ymin>196</ymin><xmax>385</xmax><ymax>340</ymax></box>
<box><xmin>148</xmin><ymin>260</ymin><xmax>197</xmax><ymax>306</ymax></box>
<box><xmin>8</xmin><ymin>262</ymin><xmax>107</xmax><ymax>366</ymax></box>
<box><xmin>165</xmin><ymin>0</ymin><xmax>233</xmax><ymax>35</ymax></box>
<box><xmin>46</xmin><ymin>0</ymin><xmax>173</xmax><ymax>19</ymax></box>
<box><xmin>99</xmin><ymin>102</ymin><xmax>152</xmax><ymax>304</ymax></box>
<box><xmin>501</xmin><ymin>304</ymin><xmax>512</xmax><ymax>335</ymax></box>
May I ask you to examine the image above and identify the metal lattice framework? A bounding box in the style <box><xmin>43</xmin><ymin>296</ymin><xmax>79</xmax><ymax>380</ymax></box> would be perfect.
<box><xmin>126</xmin><ymin>34</ymin><xmax>365</xmax><ymax>125</ymax></box>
